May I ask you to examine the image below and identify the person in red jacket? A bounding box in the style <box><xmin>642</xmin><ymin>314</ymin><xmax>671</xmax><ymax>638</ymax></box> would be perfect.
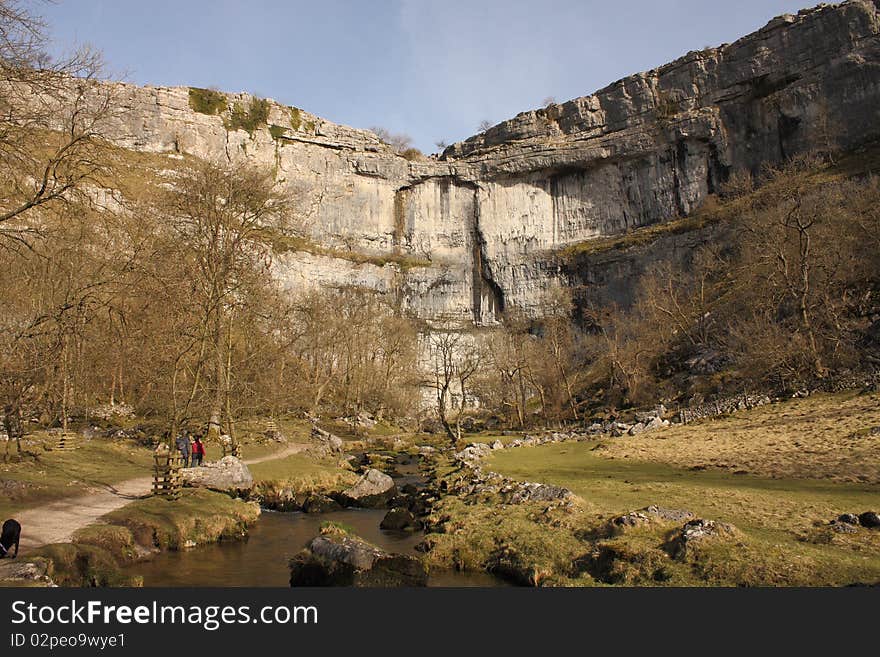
<box><xmin>191</xmin><ymin>434</ymin><xmax>206</xmax><ymax>466</ymax></box>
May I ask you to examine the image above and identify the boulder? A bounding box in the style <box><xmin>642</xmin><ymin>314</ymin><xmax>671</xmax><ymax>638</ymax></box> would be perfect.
<box><xmin>645</xmin><ymin>416</ymin><xmax>667</xmax><ymax>431</ymax></box>
<box><xmin>490</xmin><ymin>440</ymin><xmax>504</xmax><ymax>450</ymax></box>
<box><xmin>380</xmin><ymin>507</ymin><xmax>421</xmax><ymax>531</ymax></box>
<box><xmin>671</xmin><ymin>519</ymin><xmax>737</xmax><ymax>559</ymax></box>
<box><xmin>837</xmin><ymin>513</ymin><xmax>860</xmax><ymax>525</ymax></box>
<box><xmin>506</xmin><ymin>482</ymin><xmax>573</xmax><ymax>504</ymax></box>
<box><xmin>339</xmin><ymin>468</ymin><xmax>396</xmax><ymax>508</ymax></box>
<box><xmin>289</xmin><ymin>530</ymin><xmax>427</xmax><ymax>587</ymax></box>
<box><xmin>302</xmin><ymin>494</ymin><xmax>342</xmax><ymax>514</ymax></box>
<box><xmin>612</xmin><ymin>505</ymin><xmax>694</xmax><ymax>528</ymax></box>
<box><xmin>628</xmin><ymin>422</ymin><xmax>646</xmax><ymax>436</ymax></box>
<box><xmin>454</xmin><ymin>443</ymin><xmax>491</xmax><ymax>464</ymax></box>
<box><xmin>181</xmin><ymin>456</ymin><xmax>253</xmax><ymax>493</ymax></box>
<box><xmin>311</xmin><ymin>426</ymin><xmax>343</xmax><ymax>453</ymax></box>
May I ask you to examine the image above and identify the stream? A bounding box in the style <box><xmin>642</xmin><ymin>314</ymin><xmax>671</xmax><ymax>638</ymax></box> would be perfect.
<box><xmin>124</xmin><ymin>451</ymin><xmax>506</xmax><ymax>587</ymax></box>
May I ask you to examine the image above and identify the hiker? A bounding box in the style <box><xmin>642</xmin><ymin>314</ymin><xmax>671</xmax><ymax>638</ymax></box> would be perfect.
<box><xmin>191</xmin><ymin>434</ymin><xmax>205</xmax><ymax>466</ymax></box>
<box><xmin>175</xmin><ymin>430</ymin><xmax>191</xmax><ymax>467</ymax></box>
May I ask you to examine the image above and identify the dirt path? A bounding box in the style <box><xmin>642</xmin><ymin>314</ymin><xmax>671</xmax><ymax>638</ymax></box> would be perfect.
<box><xmin>16</xmin><ymin>443</ymin><xmax>309</xmax><ymax>551</ymax></box>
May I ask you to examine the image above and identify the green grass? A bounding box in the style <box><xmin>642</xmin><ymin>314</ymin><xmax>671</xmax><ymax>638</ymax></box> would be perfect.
<box><xmin>481</xmin><ymin>441</ymin><xmax>880</xmax><ymax>585</ymax></box>
<box><xmin>489</xmin><ymin>442</ymin><xmax>877</xmax><ymax>532</ymax></box>
<box><xmin>29</xmin><ymin>543</ymin><xmax>142</xmax><ymax>587</ymax></box>
<box><xmin>100</xmin><ymin>488</ymin><xmax>259</xmax><ymax>552</ymax></box>
<box><xmin>0</xmin><ymin>436</ymin><xmax>155</xmax><ymax>519</ymax></box>
<box><xmin>249</xmin><ymin>452</ymin><xmax>357</xmax><ymax>494</ymax></box>
<box><xmin>188</xmin><ymin>87</ymin><xmax>227</xmax><ymax>115</ymax></box>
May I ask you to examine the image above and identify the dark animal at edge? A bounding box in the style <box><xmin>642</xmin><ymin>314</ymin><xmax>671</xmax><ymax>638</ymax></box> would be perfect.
<box><xmin>1</xmin><ymin>519</ymin><xmax>21</xmax><ymax>558</ymax></box>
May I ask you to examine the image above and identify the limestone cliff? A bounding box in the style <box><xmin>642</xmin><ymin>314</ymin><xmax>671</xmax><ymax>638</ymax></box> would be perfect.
<box><xmin>90</xmin><ymin>0</ymin><xmax>880</xmax><ymax>325</ymax></box>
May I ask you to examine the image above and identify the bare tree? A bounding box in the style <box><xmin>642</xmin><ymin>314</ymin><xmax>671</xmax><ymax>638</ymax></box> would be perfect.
<box><xmin>161</xmin><ymin>162</ymin><xmax>287</xmax><ymax>445</ymax></box>
<box><xmin>426</xmin><ymin>329</ymin><xmax>481</xmax><ymax>444</ymax></box>
<box><xmin>0</xmin><ymin>1</ymin><xmax>116</xmax><ymax>249</ymax></box>
<box><xmin>370</xmin><ymin>126</ymin><xmax>413</xmax><ymax>153</ymax></box>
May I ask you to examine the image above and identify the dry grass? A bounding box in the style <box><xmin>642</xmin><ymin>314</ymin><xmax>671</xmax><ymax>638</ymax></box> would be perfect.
<box><xmin>475</xmin><ymin>394</ymin><xmax>880</xmax><ymax>585</ymax></box>
<box><xmin>599</xmin><ymin>391</ymin><xmax>880</xmax><ymax>484</ymax></box>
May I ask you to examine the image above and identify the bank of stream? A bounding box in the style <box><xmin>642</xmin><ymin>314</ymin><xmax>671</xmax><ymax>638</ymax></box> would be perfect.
<box><xmin>123</xmin><ymin>449</ymin><xmax>506</xmax><ymax>587</ymax></box>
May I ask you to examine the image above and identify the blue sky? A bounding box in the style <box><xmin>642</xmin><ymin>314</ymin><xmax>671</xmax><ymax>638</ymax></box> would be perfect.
<box><xmin>38</xmin><ymin>0</ymin><xmax>809</xmax><ymax>152</ymax></box>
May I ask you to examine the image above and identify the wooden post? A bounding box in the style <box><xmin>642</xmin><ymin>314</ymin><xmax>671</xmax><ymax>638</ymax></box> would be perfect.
<box><xmin>152</xmin><ymin>445</ymin><xmax>181</xmax><ymax>500</ymax></box>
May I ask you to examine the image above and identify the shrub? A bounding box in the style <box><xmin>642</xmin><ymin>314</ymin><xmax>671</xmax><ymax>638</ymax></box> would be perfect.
<box><xmin>224</xmin><ymin>97</ymin><xmax>271</xmax><ymax>135</ymax></box>
<box><xmin>400</xmin><ymin>147</ymin><xmax>424</xmax><ymax>161</ymax></box>
<box><xmin>269</xmin><ymin>124</ymin><xmax>288</xmax><ymax>140</ymax></box>
<box><xmin>289</xmin><ymin>107</ymin><xmax>302</xmax><ymax>131</ymax></box>
<box><xmin>188</xmin><ymin>87</ymin><xmax>227</xmax><ymax>115</ymax></box>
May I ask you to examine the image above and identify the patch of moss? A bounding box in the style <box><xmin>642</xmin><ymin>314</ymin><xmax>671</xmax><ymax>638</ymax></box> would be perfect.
<box><xmin>224</xmin><ymin>97</ymin><xmax>271</xmax><ymax>135</ymax></box>
<box><xmin>188</xmin><ymin>87</ymin><xmax>227</xmax><ymax>115</ymax></box>
<box><xmin>269</xmin><ymin>124</ymin><xmax>288</xmax><ymax>140</ymax></box>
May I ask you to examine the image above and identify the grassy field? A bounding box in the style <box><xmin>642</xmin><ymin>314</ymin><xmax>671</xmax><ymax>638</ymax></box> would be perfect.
<box><xmin>0</xmin><ymin>435</ymin><xmax>155</xmax><ymax>519</ymax></box>
<box><xmin>249</xmin><ymin>452</ymin><xmax>358</xmax><ymax>494</ymax></box>
<box><xmin>427</xmin><ymin>392</ymin><xmax>880</xmax><ymax>586</ymax></box>
<box><xmin>598</xmin><ymin>391</ymin><xmax>880</xmax><ymax>484</ymax></box>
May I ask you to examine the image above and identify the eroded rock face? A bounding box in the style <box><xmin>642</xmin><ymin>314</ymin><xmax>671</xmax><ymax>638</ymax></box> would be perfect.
<box><xmin>181</xmin><ymin>456</ymin><xmax>254</xmax><ymax>493</ymax></box>
<box><xmin>77</xmin><ymin>2</ymin><xmax>880</xmax><ymax>327</ymax></box>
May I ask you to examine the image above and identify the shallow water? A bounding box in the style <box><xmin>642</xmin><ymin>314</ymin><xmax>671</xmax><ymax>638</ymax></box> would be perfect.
<box><xmin>126</xmin><ymin>508</ymin><xmax>505</xmax><ymax>587</ymax></box>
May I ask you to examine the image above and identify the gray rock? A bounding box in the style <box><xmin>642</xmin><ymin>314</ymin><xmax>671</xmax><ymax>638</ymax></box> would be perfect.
<box><xmin>612</xmin><ymin>505</ymin><xmax>694</xmax><ymax>528</ymax></box>
<box><xmin>379</xmin><ymin>507</ymin><xmax>421</xmax><ymax>531</ymax></box>
<box><xmin>181</xmin><ymin>456</ymin><xmax>253</xmax><ymax>492</ymax></box>
<box><xmin>45</xmin><ymin>2</ymin><xmax>880</xmax><ymax>329</ymax></box>
<box><xmin>302</xmin><ymin>494</ymin><xmax>342</xmax><ymax>514</ymax></box>
<box><xmin>672</xmin><ymin>519</ymin><xmax>737</xmax><ymax>559</ymax></box>
<box><xmin>289</xmin><ymin>531</ymin><xmax>427</xmax><ymax>587</ymax></box>
<box><xmin>339</xmin><ymin>468</ymin><xmax>396</xmax><ymax>508</ymax></box>
<box><xmin>628</xmin><ymin>422</ymin><xmax>646</xmax><ymax>436</ymax></box>
<box><xmin>490</xmin><ymin>440</ymin><xmax>504</xmax><ymax>450</ymax></box>
<box><xmin>311</xmin><ymin>426</ymin><xmax>343</xmax><ymax>452</ymax></box>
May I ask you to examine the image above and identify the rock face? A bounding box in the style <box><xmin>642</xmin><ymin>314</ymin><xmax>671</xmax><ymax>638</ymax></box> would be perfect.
<box><xmin>80</xmin><ymin>2</ymin><xmax>880</xmax><ymax>325</ymax></box>
<box><xmin>181</xmin><ymin>456</ymin><xmax>254</xmax><ymax>493</ymax></box>
<box><xmin>289</xmin><ymin>531</ymin><xmax>428</xmax><ymax>586</ymax></box>
<box><xmin>338</xmin><ymin>468</ymin><xmax>397</xmax><ymax>508</ymax></box>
